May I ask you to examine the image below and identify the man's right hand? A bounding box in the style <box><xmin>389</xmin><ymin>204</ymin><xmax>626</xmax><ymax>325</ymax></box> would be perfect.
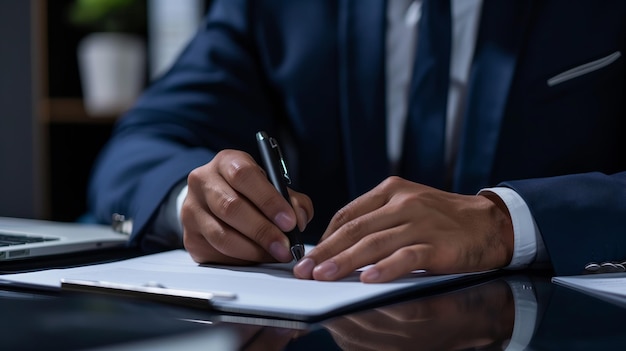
<box><xmin>181</xmin><ymin>149</ymin><xmax>313</xmax><ymax>264</ymax></box>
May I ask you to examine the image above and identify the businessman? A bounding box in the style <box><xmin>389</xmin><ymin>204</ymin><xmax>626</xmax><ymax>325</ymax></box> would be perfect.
<box><xmin>88</xmin><ymin>0</ymin><xmax>626</xmax><ymax>282</ymax></box>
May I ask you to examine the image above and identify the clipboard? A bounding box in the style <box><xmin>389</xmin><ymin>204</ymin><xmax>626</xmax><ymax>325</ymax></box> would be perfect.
<box><xmin>61</xmin><ymin>279</ymin><xmax>237</xmax><ymax>310</ymax></box>
<box><xmin>2</xmin><ymin>249</ymin><xmax>495</xmax><ymax>322</ymax></box>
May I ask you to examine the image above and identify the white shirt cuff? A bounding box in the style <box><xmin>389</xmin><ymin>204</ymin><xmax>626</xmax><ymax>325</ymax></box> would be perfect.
<box><xmin>479</xmin><ymin>187</ymin><xmax>539</xmax><ymax>269</ymax></box>
<box><xmin>154</xmin><ymin>181</ymin><xmax>186</xmax><ymax>238</ymax></box>
<box><xmin>176</xmin><ymin>184</ymin><xmax>189</xmax><ymax>231</ymax></box>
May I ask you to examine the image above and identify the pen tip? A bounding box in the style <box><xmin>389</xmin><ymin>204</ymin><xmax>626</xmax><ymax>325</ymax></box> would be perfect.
<box><xmin>291</xmin><ymin>245</ymin><xmax>305</xmax><ymax>261</ymax></box>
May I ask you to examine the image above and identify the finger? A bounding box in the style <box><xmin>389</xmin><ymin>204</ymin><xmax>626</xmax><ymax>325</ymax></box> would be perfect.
<box><xmin>205</xmin><ymin>189</ymin><xmax>292</xmax><ymax>262</ymax></box>
<box><xmin>319</xmin><ymin>188</ymin><xmax>388</xmax><ymax>242</ymax></box>
<box><xmin>182</xmin><ymin>201</ymin><xmax>275</xmax><ymax>264</ymax></box>
<box><xmin>203</xmin><ymin>169</ymin><xmax>292</xmax><ymax>262</ymax></box>
<box><xmin>288</xmin><ymin>189</ymin><xmax>314</xmax><ymax>232</ymax></box>
<box><xmin>360</xmin><ymin>245</ymin><xmax>434</xmax><ymax>283</ymax></box>
<box><xmin>294</xmin><ymin>206</ymin><xmax>411</xmax><ymax>280</ymax></box>
<box><xmin>219</xmin><ymin>153</ymin><xmax>298</xmax><ymax>232</ymax></box>
<box><xmin>197</xmin><ymin>217</ymin><xmax>277</xmax><ymax>263</ymax></box>
<box><xmin>181</xmin><ymin>186</ymin><xmax>251</xmax><ymax>264</ymax></box>
<box><xmin>184</xmin><ymin>227</ymin><xmax>250</xmax><ymax>264</ymax></box>
<box><xmin>310</xmin><ymin>224</ymin><xmax>417</xmax><ymax>281</ymax></box>
<box><xmin>318</xmin><ymin>197</ymin><xmax>400</xmax><ymax>255</ymax></box>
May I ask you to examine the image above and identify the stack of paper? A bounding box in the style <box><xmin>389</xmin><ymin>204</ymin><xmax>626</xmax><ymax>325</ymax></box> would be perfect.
<box><xmin>552</xmin><ymin>273</ymin><xmax>626</xmax><ymax>307</ymax></box>
<box><xmin>0</xmin><ymin>249</ymin><xmax>490</xmax><ymax>321</ymax></box>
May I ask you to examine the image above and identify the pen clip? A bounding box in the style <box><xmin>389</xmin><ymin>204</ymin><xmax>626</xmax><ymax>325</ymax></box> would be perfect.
<box><xmin>269</xmin><ymin>137</ymin><xmax>291</xmax><ymax>185</ymax></box>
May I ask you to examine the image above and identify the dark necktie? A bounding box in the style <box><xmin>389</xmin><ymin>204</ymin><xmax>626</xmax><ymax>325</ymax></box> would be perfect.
<box><xmin>400</xmin><ymin>0</ymin><xmax>451</xmax><ymax>189</ymax></box>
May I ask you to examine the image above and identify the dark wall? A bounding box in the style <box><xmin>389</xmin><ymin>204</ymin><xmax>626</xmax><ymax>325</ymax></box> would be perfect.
<box><xmin>0</xmin><ymin>1</ymin><xmax>44</xmax><ymax>218</ymax></box>
<box><xmin>0</xmin><ymin>0</ymin><xmax>212</xmax><ymax>222</ymax></box>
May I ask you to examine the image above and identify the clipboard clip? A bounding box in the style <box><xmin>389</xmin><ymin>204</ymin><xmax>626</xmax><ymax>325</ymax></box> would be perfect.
<box><xmin>60</xmin><ymin>279</ymin><xmax>237</xmax><ymax>309</ymax></box>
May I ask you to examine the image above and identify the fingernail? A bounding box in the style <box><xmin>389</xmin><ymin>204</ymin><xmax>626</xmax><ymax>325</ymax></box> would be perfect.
<box><xmin>313</xmin><ymin>261</ymin><xmax>338</xmax><ymax>280</ymax></box>
<box><xmin>274</xmin><ymin>212</ymin><xmax>295</xmax><ymax>232</ymax></box>
<box><xmin>269</xmin><ymin>241</ymin><xmax>291</xmax><ymax>262</ymax></box>
<box><xmin>294</xmin><ymin>257</ymin><xmax>315</xmax><ymax>279</ymax></box>
<box><xmin>360</xmin><ymin>267</ymin><xmax>380</xmax><ymax>282</ymax></box>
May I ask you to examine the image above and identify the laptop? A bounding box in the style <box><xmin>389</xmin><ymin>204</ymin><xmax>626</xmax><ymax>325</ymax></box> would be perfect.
<box><xmin>0</xmin><ymin>217</ymin><xmax>129</xmax><ymax>261</ymax></box>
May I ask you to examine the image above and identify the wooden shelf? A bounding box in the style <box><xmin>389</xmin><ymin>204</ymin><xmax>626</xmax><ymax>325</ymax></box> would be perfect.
<box><xmin>42</xmin><ymin>98</ymin><xmax>119</xmax><ymax>124</ymax></box>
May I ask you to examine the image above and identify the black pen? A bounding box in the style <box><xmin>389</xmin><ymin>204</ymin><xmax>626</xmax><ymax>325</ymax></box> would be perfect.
<box><xmin>256</xmin><ymin>131</ymin><xmax>305</xmax><ymax>261</ymax></box>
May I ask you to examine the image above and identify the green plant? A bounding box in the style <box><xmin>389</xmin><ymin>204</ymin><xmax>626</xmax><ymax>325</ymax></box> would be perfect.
<box><xmin>69</xmin><ymin>0</ymin><xmax>146</xmax><ymax>33</ymax></box>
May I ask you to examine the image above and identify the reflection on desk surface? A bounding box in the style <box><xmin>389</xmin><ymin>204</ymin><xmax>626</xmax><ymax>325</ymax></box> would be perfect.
<box><xmin>1</xmin><ymin>274</ymin><xmax>626</xmax><ymax>350</ymax></box>
<box><xmin>0</xmin><ymin>289</ymin><xmax>216</xmax><ymax>351</ymax></box>
<box><xmin>219</xmin><ymin>277</ymin><xmax>515</xmax><ymax>351</ymax></box>
<box><xmin>217</xmin><ymin>275</ymin><xmax>626</xmax><ymax>351</ymax></box>
<box><xmin>322</xmin><ymin>278</ymin><xmax>515</xmax><ymax>351</ymax></box>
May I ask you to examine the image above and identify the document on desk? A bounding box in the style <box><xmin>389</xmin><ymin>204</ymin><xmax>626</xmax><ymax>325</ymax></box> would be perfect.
<box><xmin>552</xmin><ymin>273</ymin><xmax>626</xmax><ymax>308</ymax></box>
<box><xmin>0</xmin><ymin>249</ymin><xmax>490</xmax><ymax>321</ymax></box>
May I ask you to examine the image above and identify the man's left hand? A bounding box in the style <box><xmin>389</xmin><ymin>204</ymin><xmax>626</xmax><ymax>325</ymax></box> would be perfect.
<box><xmin>293</xmin><ymin>176</ymin><xmax>513</xmax><ymax>283</ymax></box>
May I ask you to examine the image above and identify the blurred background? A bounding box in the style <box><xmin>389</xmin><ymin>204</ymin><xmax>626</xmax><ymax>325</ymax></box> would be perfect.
<box><xmin>0</xmin><ymin>0</ymin><xmax>211</xmax><ymax>222</ymax></box>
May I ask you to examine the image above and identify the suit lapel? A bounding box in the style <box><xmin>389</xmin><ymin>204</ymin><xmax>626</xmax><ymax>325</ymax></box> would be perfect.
<box><xmin>338</xmin><ymin>0</ymin><xmax>389</xmax><ymax>198</ymax></box>
<box><xmin>453</xmin><ymin>0</ymin><xmax>534</xmax><ymax>193</ymax></box>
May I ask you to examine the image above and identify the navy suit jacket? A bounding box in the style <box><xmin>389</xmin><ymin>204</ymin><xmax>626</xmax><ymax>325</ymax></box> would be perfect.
<box><xmin>88</xmin><ymin>0</ymin><xmax>626</xmax><ymax>276</ymax></box>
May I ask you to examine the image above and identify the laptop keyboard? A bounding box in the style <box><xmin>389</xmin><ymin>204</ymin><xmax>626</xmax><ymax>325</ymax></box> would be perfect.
<box><xmin>0</xmin><ymin>233</ymin><xmax>60</xmax><ymax>246</ymax></box>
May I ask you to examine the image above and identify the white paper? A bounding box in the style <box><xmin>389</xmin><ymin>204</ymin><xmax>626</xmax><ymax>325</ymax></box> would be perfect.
<box><xmin>552</xmin><ymin>273</ymin><xmax>626</xmax><ymax>307</ymax></box>
<box><xmin>0</xmin><ymin>249</ymin><xmax>487</xmax><ymax>320</ymax></box>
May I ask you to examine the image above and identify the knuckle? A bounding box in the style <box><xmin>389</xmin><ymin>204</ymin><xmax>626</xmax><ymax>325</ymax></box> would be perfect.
<box><xmin>395</xmin><ymin>246</ymin><xmax>420</xmax><ymax>264</ymax></box>
<box><xmin>179</xmin><ymin>194</ymin><xmax>201</xmax><ymax>223</ymax></box>
<box><xmin>251</xmin><ymin>220</ymin><xmax>276</xmax><ymax>245</ymax></box>
<box><xmin>258</xmin><ymin>193</ymin><xmax>282</xmax><ymax>212</ymax></box>
<box><xmin>186</xmin><ymin>167</ymin><xmax>204</xmax><ymax>188</ymax></box>
<box><xmin>183</xmin><ymin>228</ymin><xmax>209</xmax><ymax>261</ymax></box>
<box><xmin>210</xmin><ymin>226</ymin><xmax>233</xmax><ymax>252</ymax></box>
<box><xmin>215</xmin><ymin>193</ymin><xmax>245</xmax><ymax>218</ymax></box>
<box><xmin>201</xmin><ymin>222</ymin><xmax>235</xmax><ymax>257</ymax></box>
<box><xmin>380</xmin><ymin>175</ymin><xmax>403</xmax><ymax>190</ymax></box>
<box><xmin>331</xmin><ymin>207</ymin><xmax>352</xmax><ymax>228</ymax></box>
<box><xmin>179</xmin><ymin>201</ymin><xmax>192</xmax><ymax>223</ymax></box>
<box><xmin>334</xmin><ymin>252</ymin><xmax>357</xmax><ymax>274</ymax></box>
<box><xmin>360</xmin><ymin>233</ymin><xmax>390</xmax><ymax>252</ymax></box>
<box><xmin>342</xmin><ymin>219</ymin><xmax>365</xmax><ymax>241</ymax></box>
<box><xmin>182</xmin><ymin>229</ymin><xmax>195</xmax><ymax>251</ymax></box>
<box><xmin>225</xmin><ymin>160</ymin><xmax>255</xmax><ymax>188</ymax></box>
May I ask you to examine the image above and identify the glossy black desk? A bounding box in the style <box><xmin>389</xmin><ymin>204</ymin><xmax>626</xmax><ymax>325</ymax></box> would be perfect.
<box><xmin>1</xmin><ymin>270</ymin><xmax>625</xmax><ymax>350</ymax></box>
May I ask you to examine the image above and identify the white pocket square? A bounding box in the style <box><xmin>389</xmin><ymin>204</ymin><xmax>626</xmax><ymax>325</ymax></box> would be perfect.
<box><xmin>547</xmin><ymin>51</ymin><xmax>621</xmax><ymax>87</ymax></box>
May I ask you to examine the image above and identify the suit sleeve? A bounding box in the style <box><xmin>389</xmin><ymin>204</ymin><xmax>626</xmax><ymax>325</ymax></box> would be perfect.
<box><xmin>87</xmin><ymin>0</ymin><xmax>277</xmax><ymax>248</ymax></box>
<box><xmin>502</xmin><ymin>171</ymin><xmax>626</xmax><ymax>276</ymax></box>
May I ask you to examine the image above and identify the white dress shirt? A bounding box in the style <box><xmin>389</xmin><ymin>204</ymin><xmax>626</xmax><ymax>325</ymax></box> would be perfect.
<box><xmin>155</xmin><ymin>0</ymin><xmax>549</xmax><ymax>270</ymax></box>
